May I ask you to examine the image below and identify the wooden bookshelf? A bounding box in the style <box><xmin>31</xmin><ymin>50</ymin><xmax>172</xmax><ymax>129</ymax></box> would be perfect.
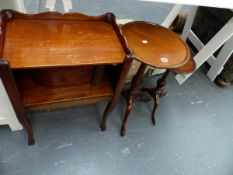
<box><xmin>0</xmin><ymin>10</ymin><xmax>131</xmax><ymax>145</ymax></box>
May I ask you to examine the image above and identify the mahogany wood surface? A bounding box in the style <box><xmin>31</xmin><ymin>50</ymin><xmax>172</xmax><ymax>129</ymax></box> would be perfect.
<box><xmin>27</xmin><ymin>96</ymin><xmax>112</xmax><ymax>111</ymax></box>
<box><xmin>0</xmin><ymin>10</ymin><xmax>127</xmax><ymax>69</ymax></box>
<box><xmin>120</xmin><ymin>63</ymin><xmax>147</xmax><ymax>136</ymax></box>
<box><xmin>121</xmin><ymin>21</ymin><xmax>190</xmax><ymax>69</ymax></box>
<box><xmin>0</xmin><ymin>10</ymin><xmax>131</xmax><ymax>145</ymax></box>
<box><xmin>173</xmin><ymin>56</ymin><xmax>195</xmax><ymax>74</ymax></box>
<box><xmin>15</xmin><ymin>71</ymin><xmax>113</xmax><ymax>108</ymax></box>
<box><xmin>100</xmin><ymin>56</ymin><xmax>133</xmax><ymax>131</ymax></box>
<box><xmin>117</xmin><ymin>21</ymin><xmax>196</xmax><ymax>137</ymax></box>
<box><xmin>3</xmin><ymin>19</ymin><xmax>125</xmax><ymax>69</ymax></box>
<box><xmin>0</xmin><ymin>10</ymin><xmax>128</xmax><ymax>110</ymax></box>
<box><xmin>25</xmin><ymin>66</ymin><xmax>94</xmax><ymax>87</ymax></box>
<box><xmin>0</xmin><ymin>60</ymin><xmax>34</xmax><ymax>145</ymax></box>
<box><xmin>101</xmin><ymin>21</ymin><xmax>195</xmax><ymax>134</ymax></box>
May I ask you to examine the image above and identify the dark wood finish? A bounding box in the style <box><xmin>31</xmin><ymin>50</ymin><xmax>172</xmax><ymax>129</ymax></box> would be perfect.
<box><xmin>92</xmin><ymin>65</ymin><xmax>105</xmax><ymax>86</ymax></box>
<box><xmin>27</xmin><ymin>96</ymin><xmax>112</xmax><ymax>111</ymax></box>
<box><xmin>15</xmin><ymin>72</ymin><xmax>113</xmax><ymax>108</ymax></box>
<box><xmin>101</xmin><ymin>55</ymin><xmax>133</xmax><ymax>131</ymax></box>
<box><xmin>100</xmin><ymin>14</ymin><xmax>133</xmax><ymax>132</ymax></box>
<box><xmin>26</xmin><ymin>66</ymin><xmax>93</xmax><ymax>87</ymax></box>
<box><xmin>118</xmin><ymin>21</ymin><xmax>196</xmax><ymax>136</ymax></box>
<box><xmin>0</xmin><ymin>10</ymin><xmax>131</xmax><ymax>145</ymax></box>
<box><xmin>173</xmin><ymin>56</ymin><xmax>195</xmax><ymax>74</ymax></box>
<box><xmin>0</xmin><ymin>60</ymin><xmax>34</xmax><ymax>145</ymax></box>
<box><xmin>0</xmin><ymin>14</ymin><xmax>35</xmax><ymax>144</ymax></box>
<box><xmin>120</xmin><ymin>63</ymin><xmax>147</xmax><ymax>136</ymax></box>
<box><xmin>140</xmin><ymin>70</ymin><xmax>170</xmax><ymax>125</ymax></box>
<box><xmin>121</xmin><ymin>21</ymin><xmax>190</xmax><ymax>69</ymax></box>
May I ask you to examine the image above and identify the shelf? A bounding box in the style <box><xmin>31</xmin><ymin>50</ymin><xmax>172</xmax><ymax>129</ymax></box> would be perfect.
<box><xmin>15</xmin><ymin>70</ymin><xmax>113</xmax><ymax>110</ymax></box>
<box><xmin>0</xmin><ymin>11</ymin><xmax>125</xmax><ymax>110</ymax></box>
<box><xmin>0</xmin><ymin>10</ymin><xmax>128</xmax><ymax>145</ymax></box>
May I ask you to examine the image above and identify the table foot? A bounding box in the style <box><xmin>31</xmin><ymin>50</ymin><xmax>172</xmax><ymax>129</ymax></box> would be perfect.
<box><xmin>120</xmin><ymin>63</ymin><xmax>147</xmax><ymax>136</ymax></box>
<box><xmin>151</xmin><ymin>93</ymin><xmax>160</xmax><ymax>125</ymax></box>
<box><xmin>28</xmin><ymin>137</ymin><xmax>35</xmax><ymax>145</ymax></box>
<box><xmin>0</xmin><ymin>60</ymin><xmax>35</xmax><ymax>146</ymax></box>
<box><xmin>23</xmin><ymin>116</ymin><xmax>35</xmax><ymax>145</ymax></box>
<box><xmin>100</xmin><ymin>125</ymin><xmax>106</xmax><ymax>132</ymax></box>
<box><xmin>100</xmin><ymin>101</ymin><xmax>114</xmax><ymax>131</ymax></box>
<box><xmin>121</xmin><ymin>96</ymin><xmax>134</xmax><ymax>137</ymax></box>
<box><xmin>120</xmin><ymin>127</ymin><xmax>126</xmax><ymax>137</ymax></box>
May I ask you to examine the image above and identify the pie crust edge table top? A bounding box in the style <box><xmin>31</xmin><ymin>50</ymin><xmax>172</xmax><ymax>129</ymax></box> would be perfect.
<box><xmin>122</xmin><ymin>21</ymin><xmax>191</xmax><ymax>69</ymax></box>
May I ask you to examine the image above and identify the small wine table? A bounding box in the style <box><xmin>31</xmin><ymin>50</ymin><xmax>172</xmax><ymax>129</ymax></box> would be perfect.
<box><xmin>101</xmin><ymin>21</ymin><xmax>195</xmax><ymax>136</ymax></box>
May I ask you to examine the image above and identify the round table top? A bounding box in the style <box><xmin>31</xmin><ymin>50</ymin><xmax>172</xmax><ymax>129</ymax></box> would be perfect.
<box><xmin>122</xmin><ymin>21</ymin><xmax>193</xmax><ymax>71</ymax></box>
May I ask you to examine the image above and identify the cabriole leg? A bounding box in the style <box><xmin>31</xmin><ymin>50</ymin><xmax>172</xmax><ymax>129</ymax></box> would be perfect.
<box><xmin>0</xmin><ymin>60</ymin><xmax>35</xmax><ymax>145</ymax></box>
<box><xmin>101</xmin><ymin>57</ymin><xmax>133</xmax><ymax>131</ymax></box>
<box><xmin>120</xmin><ymin>63</ymin><xmax>147</xmax><ymax>136</ymax></box>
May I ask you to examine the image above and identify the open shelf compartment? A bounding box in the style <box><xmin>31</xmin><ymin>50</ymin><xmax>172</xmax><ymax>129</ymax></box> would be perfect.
<box><xmin>14</xmin><ymin>66</ymin><xmax>114</xmax><ymax>110</ymax></box>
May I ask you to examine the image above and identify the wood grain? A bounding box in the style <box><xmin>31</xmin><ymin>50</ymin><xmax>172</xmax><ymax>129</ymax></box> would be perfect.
<box><xmin>117</xmin><ymin>21</ymin><xmax>196</xmax><ymax>136</ymax></box>
<box><xmin>122</xmin><ymin>21</ymin><xmax>190</xmax><ymax>69</ymax></box>
<box><xmin>0</xmin><ymin>60</ymin><xmax>34</xmax><ymax>145</ymax></box>
<box><xmin>0</xmin><ymin>10</ymin><xmax>131</xmax><ymax>145</ymax></box>
<box><xmin>15</xmin><ymin>72</ymin><xmax>113</xmax><ymax>108</ymax></box>
<box><xmin>26</xmin><ymin>66</ymin><xmax>94</xmax><ymax>87</ymax></box>
<box><xmin>3</xmin><ymin>19</ymin><xmax>125</xmax><ymax>68</ymax></box>
<box><xmin>173</xmin><ymin>56</ymin><xmax>196</xmax><ymax>74</ymax></box>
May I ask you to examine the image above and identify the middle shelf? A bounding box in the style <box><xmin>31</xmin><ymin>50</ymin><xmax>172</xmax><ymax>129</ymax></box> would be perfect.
<box><xmin>13</xmin><ymin>65</ymin><xmax>116</xmax><ymax>110</ymax></box>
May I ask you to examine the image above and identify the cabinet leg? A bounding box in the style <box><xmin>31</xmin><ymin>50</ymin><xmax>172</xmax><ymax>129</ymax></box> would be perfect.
<box><xmin>101</xmin><ymin>57</ymin><xmax>133</xmax><ymax>131</ymax></box>
<box><xmin>25</xmin><ymin>117</ymin><xmax>35</xmax><ymax>145</ymax></box>
<box><xmin>0</xmin><ymin>60</ymin><xmax>35</xmax><ymax>145</ymax></box>
<box><xmin>101</xmin><ymin>101</ymin><xmax>113</xmax><ymax>131</ymax></box>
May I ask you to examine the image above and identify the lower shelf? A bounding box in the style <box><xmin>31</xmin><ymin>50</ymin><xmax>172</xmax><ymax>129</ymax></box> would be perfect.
<box><xmin>15</xmin><ymin>73</ymin><xmax>113</xmax><ymax>111</ymax></box>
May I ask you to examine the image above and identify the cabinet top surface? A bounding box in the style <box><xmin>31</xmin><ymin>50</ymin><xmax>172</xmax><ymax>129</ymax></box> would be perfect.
<box><xmin>3</xmin><ymin>18</ymin><xmax>125</xmax><ymax>69</ymax></box>
<box><xmin>122</xmin><ymin>21</ymin><xmax>191</xmax><ymax>69</ymax></box>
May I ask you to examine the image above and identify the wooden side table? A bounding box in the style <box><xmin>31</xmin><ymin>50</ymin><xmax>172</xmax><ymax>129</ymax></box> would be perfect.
<box><xmin>101</xmin><ymin>21</ymin><xmax>195</xmax><ymax>136</ymax></box>
<box><xmin>0</xmin><ymin>10</ymin><xmax>132</xmax><ymax>145</ymax></box>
